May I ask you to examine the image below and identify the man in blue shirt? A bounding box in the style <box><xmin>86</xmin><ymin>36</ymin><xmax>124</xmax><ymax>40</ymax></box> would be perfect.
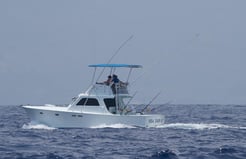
<box><xmin>112</xmin><ymin>74</ymin><xmax>119</xmax><ymax>83</ymax></box>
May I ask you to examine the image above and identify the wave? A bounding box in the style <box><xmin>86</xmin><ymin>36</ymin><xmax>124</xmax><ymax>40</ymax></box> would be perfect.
<box><xmin>90</xmin><ymin>123</ymin><xmax>137</xmax><ymax>129</ymax></box>
<box><xmin>157</xmin><ymin>123</ymin><xmax>246</xmax><ymax>130</ymax></box>
<box><xmin>22</xmin><ymin>122</ymin><xmax>56</xmax><ymax>130</ymax></box>
<box><xmin>151</xmin><ymin>149</ymin><xmax>178</xmax><ymax>159</ymax></box>
<box><xmin>21</xmin><ymin>122</ymin><xmax>246</xmax><ymax>130</ymax></box>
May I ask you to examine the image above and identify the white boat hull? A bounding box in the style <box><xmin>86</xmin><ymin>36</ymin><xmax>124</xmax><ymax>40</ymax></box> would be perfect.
<box><xmin>23</xmin><ymin>106</ymin><xmax>165</xmax><ymax>128</ymax></box>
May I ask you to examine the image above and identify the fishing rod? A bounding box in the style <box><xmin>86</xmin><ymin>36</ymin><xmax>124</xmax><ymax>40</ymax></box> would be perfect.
<box><xmin>140</xmin><ymin>91</ymin><xmax>161</xmax><ymax>114</ymax></box>
<box><xmin>96</xmin><ymin>35</ymin><xmax>134</xmax><ymax>82</ymax></box>
<box><xmin>121</xmin><ymin>91</ymin><xmax>138</xmax><ymax>114</ymax></box>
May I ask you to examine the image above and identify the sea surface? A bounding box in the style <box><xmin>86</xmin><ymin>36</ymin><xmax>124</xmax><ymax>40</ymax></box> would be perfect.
<box><xmin>0</xmin><ymin>104</ymin><xmax>246</xmax><ymax>159</ymax></box>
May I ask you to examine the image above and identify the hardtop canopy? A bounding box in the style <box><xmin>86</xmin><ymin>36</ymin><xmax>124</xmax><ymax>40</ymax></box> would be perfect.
<box><xmin>88</xmin><ymin>64</ymin><xmax>142</xmax><ymax>68</ymax></box>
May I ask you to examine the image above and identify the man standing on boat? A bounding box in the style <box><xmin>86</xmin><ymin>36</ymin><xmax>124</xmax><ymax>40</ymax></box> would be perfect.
<box><xmin>96</xmin><ymin>75</ymin><xmax>112</xmax><ymax>85</ymax></box>
<box><xmin>105</xmin><ymin>75</ymin><xmax>112</xmax><ymax>85</ymax></box>
<box><xmin>112</xmin><ymin>74</ymin><xmax>119</xmax><ymax>83</ymax></box>
<box><xmin>111</xmin><ymin>74</ymin><xmax>119</xmax><ymax>94</ymax></box>
<box><xmin>111</xmin><ymin>74</ymin><xmax>128</xmax><ymax>94</ymax></box>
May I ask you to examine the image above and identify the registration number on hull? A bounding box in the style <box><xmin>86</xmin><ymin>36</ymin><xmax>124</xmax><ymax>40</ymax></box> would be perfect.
<box><xmin>148</xmin><ymin>118</ymin><xmax>164</xmax><ymax>124</ymax></box>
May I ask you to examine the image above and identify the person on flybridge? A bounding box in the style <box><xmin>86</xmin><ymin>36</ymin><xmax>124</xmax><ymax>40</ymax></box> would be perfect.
<box><xmin>96</xmin><ymin>74</ymin><xmax>128</xmax><ymax>94</ymax></box>
<box><xmin>111</xmin><ymin>74</ymin><xmax>128</xmax><ymax>94</ymax></box>
<box><xmin>97</xmin><ymin>74</ymin><xmax>128</xmax><ymax>94</ymax></box>
<box><xmin>97</xmin><ymin>75</ymin><xmax>112</xmax><ymax>85</ymax></box>
<box><xmin>112</xmin><ymin>74</ymin><xmax>119</xmax><ymax>84</ymax></box>
<box><xmin>104</xmin><ymin>75</ymin><xmax>112</xmax><ymax>86</ymax></box>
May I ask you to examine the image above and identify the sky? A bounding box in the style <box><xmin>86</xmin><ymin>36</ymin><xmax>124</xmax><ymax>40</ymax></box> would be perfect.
<box><xmin>1</xmin><ymin>0</ymin><xmax>246</xmax><ymax>105</ymax></box>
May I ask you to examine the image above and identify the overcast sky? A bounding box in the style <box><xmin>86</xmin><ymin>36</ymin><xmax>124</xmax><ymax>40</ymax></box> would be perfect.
<box><xmin>1</xmin><ymin>0</ymin><xmax>246</xmax><ymax>105</ymax></box>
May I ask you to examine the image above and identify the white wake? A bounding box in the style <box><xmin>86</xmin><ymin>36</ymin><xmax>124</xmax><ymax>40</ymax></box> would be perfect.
<box><xmin>22</xmin><ymin>122</ymin><xmax>246</xmax><ymax>130</ymax></box>
<box><xmin>90</xmin><ymin>123</ymin><xmax>137</xmax><ymax>129</ymax></box>
<box><xmin>157</xmin><ymin>123</ymin><xmax>246</xmax><ymax>130</ymax></box>
<box><xmin>22</xmin><ymin>122</ymin><xmax>56</xmax><ymax>130</ymax></box>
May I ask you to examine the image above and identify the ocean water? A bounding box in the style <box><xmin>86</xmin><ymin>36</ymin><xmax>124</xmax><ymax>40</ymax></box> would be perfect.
<box><xmin>0</xmin><ymin>104</ymin><xmax>246</xmax><ymax>159</ymax></box>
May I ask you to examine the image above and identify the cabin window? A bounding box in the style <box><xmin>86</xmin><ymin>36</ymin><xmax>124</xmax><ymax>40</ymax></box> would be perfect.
<box><xmin>76</xmin><ymin>98</ymin><xmax>100</xmax><ymax>106</ymax></box>
<box><xmin>104</xmin><ymin>98</ymin><xmax>116</xmax><ymax>107</ymax></box>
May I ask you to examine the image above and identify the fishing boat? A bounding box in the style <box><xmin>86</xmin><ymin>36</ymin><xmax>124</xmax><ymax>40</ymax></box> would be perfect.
<box><xmin>23</xmin><ymin>64</ymin><xmax>165</xmax><ymax>128</ymax></box>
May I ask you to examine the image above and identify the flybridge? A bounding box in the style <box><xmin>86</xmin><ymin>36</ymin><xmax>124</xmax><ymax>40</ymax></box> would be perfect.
<box><xmin>88</xmin><ymin>64</ymin><xmax>143</xmax><ymax>68</ymax></box>
<box><xmin>89</xmin><ymin>63</ymin><xmax>143</xmax><ymax>87</ymax></box>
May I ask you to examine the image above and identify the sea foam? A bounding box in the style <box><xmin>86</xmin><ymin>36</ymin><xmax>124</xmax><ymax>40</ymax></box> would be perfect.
<box><xmin>156</xmin><ymin>123</ymin><xmax>245</xmax><ymax>130</ymax></box>
<box><xmin>22</xmin><ymin>122</ymin><xmax>56</xmax><ymax>130</ymax></box>
<box><xmin>90</xmin><ymin>123</ymin><xmax>137</xmax><ymax>129</ymax></box>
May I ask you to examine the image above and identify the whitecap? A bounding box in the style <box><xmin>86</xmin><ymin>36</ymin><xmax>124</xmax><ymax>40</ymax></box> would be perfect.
<box><xmin>90</xmin><ymin>123</ymin><xmax>137</xmax><ymax>129</ymax></box>
<box><xmin>22</xmin><ymin>122</ymin><xmax>56</xmax><ymax>130</ymax></box>
<box><xmin>156</xmin><ymin>123</ymin><xmax>235</xmax><ymax>130</ymax></box>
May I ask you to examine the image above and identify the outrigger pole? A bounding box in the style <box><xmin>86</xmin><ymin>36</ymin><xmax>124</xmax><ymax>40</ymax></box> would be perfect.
<box><xmin>96</xmin><ymin>35</ymin><xmax>134</xmax><ymax>82</ymax></box>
